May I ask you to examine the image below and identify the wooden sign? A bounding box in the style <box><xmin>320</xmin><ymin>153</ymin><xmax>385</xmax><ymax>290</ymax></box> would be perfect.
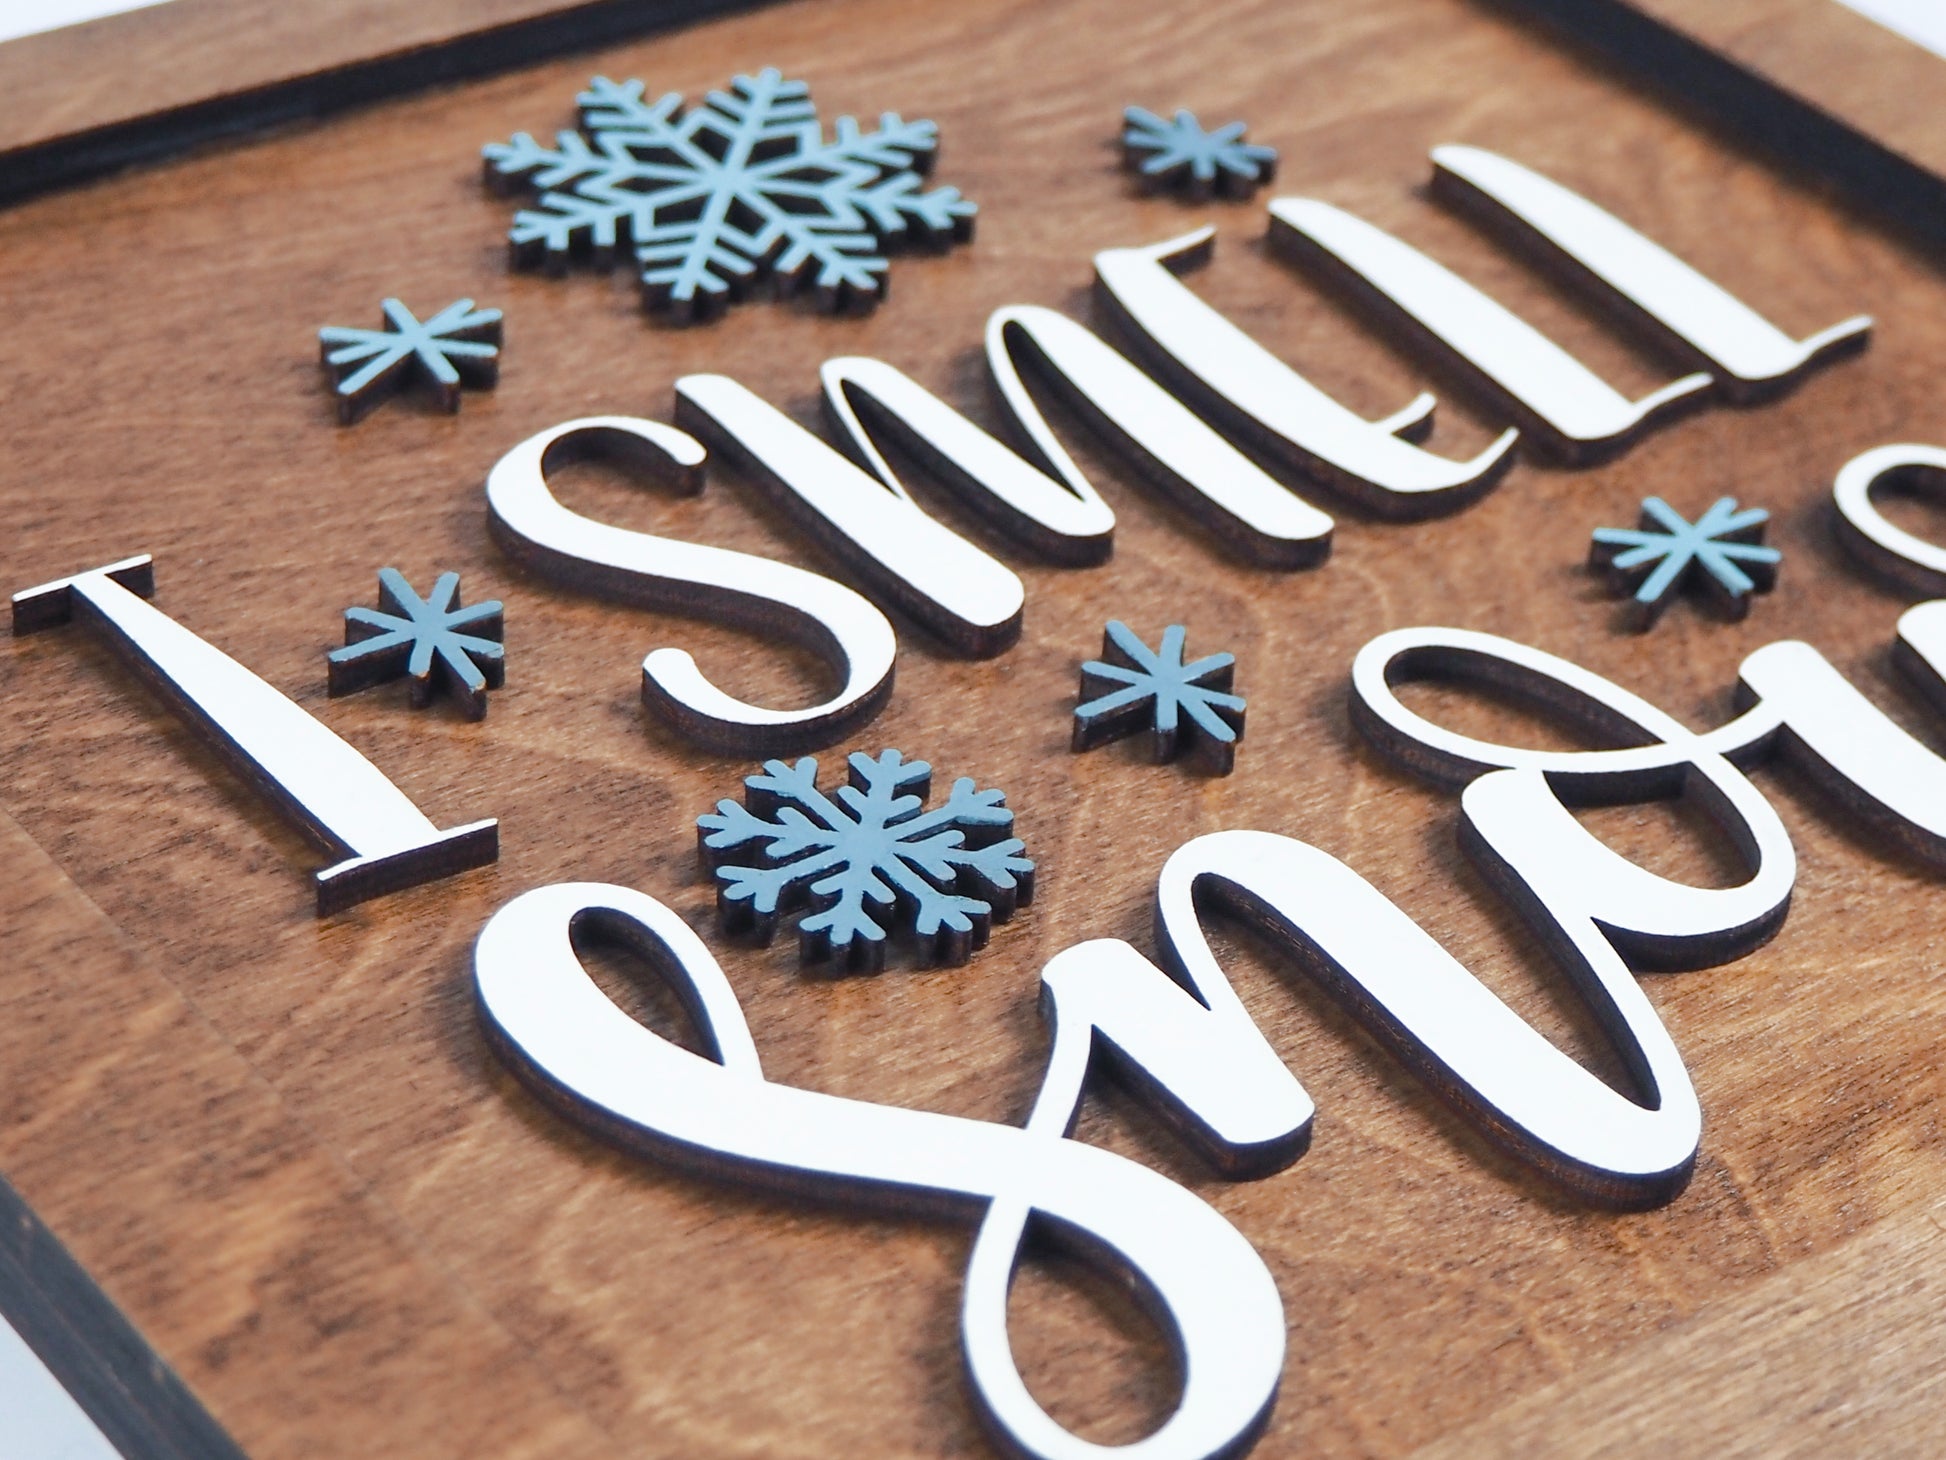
<box><xmin>4</xmin><ymin>0</ymin><xmax>1946</xmax><ymax>1454</ymax></box>
<box><xmin>1501</xmin><ymin>0</ymin><xmax>1946</xmax><ymax>256</ymax></box>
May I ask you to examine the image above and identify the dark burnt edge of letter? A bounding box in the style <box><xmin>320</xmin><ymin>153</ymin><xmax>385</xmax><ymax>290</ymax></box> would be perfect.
<box><xmin>1264</xmin><ymin>207</ymin><xmax>1712</xmax><ymax>469</ymax></box>
<box><xmin>991</xmin><ymin>319</ymin><xmax>1331</xmax><ymax>570</ymax></box>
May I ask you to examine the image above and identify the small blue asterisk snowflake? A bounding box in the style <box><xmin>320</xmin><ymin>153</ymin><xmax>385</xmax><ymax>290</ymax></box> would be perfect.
<box><xmin>1589</xmin><ymin>496</ymin><xmax>1781</xmax><ymax>630</ymax></box>
<box><xmin>484</xmin><ymin>69</ymin><xmax>977</xmax><ymax>324</ymax></box>
<box><xmin>1121</xmin><ymin>106</ymin><xmax>1278</xmax><ymax>201</ymax></box>
<box><xmin>698</xmin><ymin>749</ymin><xmax>1033</xmax><ymax>973</ymax></box>
<box><xmin>327</xmin><ymin>568</ymin><xmax>505</xmax><ymax>718</ymax></box>
<box><xmin>317</xmin><ymin>299</ymin><xmax>502</xmax><ymax>424</ymax></box>
<box><xmin>1073</xmin><ymin>621</ymin><xmax>1247</xmax><ymax>774</ymax></box>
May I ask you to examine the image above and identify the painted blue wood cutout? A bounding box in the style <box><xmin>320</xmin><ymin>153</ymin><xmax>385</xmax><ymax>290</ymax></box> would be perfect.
<box><xmin>1074</xmin><ymin>620</ymin><xmax>1246</xmax><ymax>774</ymax></box>
<box><xmin>485</xmin><ymin>69</ymin><xmax>976</xmax><ymax>323</ymax></box>
<box><xmin>1589</xmin><ymin>496</ymin><xmax>1781</xmax><ymax>630</ymax></box>
<box><xmin>698</xmin><ymin>749</ymin><xmax>1033</xmax><ymax>972</ymax></box>
<box><xmin>328</xmin><ymin>568</ymin><xmax>505</xmax><ymax>719</ymax></box>
<box><xmin>1122</xmin><ymin>105</ymin><xmax>1277</xmax><ymax>200</ymax></box>
<box><xmin>318</xmin><ymin>298</ymin><xmax>502</xmax><ymax>424</ymax></box>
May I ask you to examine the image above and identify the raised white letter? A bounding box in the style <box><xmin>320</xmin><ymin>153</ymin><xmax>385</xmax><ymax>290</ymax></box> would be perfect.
<box><xmin>1268</xmin><ymin>197</ymin><xmax>1713</xmax><ymax>465</ymax></box>
<box><xmin>1430</xmin><ymin>145</ymin><xmax>1871</xmax><ymax>404</ymax></box>
<box><xmin>819</xmin><ymin>355</ymin><xmax>1117</xmax><ymax>565</ymax></box>
<box><xmin>486</xmin><ymin>416</ymin><xmax>897</xmax><ymax>754</ymax></box>
<box><xmin>987</xmin><ymin>304</ymin><xmax>1335</xmax><ymax>567</ymax></box>
<box><xmin>1832</xmin><ymin>443</ymin><xmax>1946</xmax><ymax>597</ymax></box>
<box><xmin>1095</xmin><ymin>227</ymin><xmax>1516</xmax><ymax>517</ymax></box>
<box><xmin>674</xmin><ymin>374</ymin><xmax>1026</xmax><ymax>656</ymax></box>
<box><xmin>11</xmin><ymin>556</ymin><xmax>496</xmax><ymax>914</ymax></box>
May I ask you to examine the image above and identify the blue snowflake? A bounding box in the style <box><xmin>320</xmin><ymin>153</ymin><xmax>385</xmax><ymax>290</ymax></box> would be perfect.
<box><xmin>483</xmin><ymin>69</ymin><xmax>977</xmax><ymax>323</ymax></box>
<box><xmin>327</xmin><ymin>568</ymin><xmax>505</xmax><ymax>718</ymax></box>
<box><xmin>1589</xmin><ymin>496</ymin><xmax>1781</xmax><ymax>630</ymax></box>
<box><xmin>698</xmin><ymin>749</ymin><xmax>1033</xmax><ymax>973</ymax></box>
<box><xmin>317</xmin><ymin>298</ymin><xmax>501</xmax><ymax>424</ymax></box>
<box><xmin>1121</xmin><ymin>106</ymin><xmax>1278</xmax><ymax>201</ymax></box>
<box><xmin>1073</xmin><ymin>621</ymin><xmax>1247</xmax><ymax>774</ymax></box>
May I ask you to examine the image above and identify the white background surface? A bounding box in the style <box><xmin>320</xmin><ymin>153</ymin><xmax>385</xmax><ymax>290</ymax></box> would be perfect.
<box><xmin>0</xmin><ymin>1311</ymin><xmax>121</xmax><ymax>1460</ymax></box>
<box><xmin>0</xmin><ymin>0</ymin><xmax>174</xmax><ymax>45</ymax></box>
<box><xmin>1834</xmin><ymin>0</ymin><xmax>1946</xmax><ymax>57</ymax></box>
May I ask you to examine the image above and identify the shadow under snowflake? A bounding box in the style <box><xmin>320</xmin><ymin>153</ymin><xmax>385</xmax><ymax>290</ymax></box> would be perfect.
<box><xmin>698</xmin><ymin>749</ymin><xmax>1034</xmax><ymax>973</ymax></box>
<box><xmin>484</xmin><ymin>68</ymin><xmax>977</xmax><ymax>324</ymax></box>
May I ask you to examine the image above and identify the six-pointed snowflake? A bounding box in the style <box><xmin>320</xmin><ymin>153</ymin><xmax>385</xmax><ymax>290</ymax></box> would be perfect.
<box><xmin>1589</xmin><ymin>496</ymin><xmax>1781</xmax><ymax>630</ymax></box>
<box><xmin>483</xmin><ymin>69</ymin><xmax>977</xmax><ymax>324</ymax></box>
<box><xmin>1121</xmin><ymin>106</ymin><xmax>1278</xmax><ymax>201</ymax></box>
<box><xmin>1074</xmin><ymin>621</ymin><xmax>1247</xmax><ymax>774</ymax></box>
<box><xmin>698</xmin><ymin>749</ymin><xmax>1033</xmax><ymax>973</ymax></box>
<box><xmin>327</xmin><ymin>569</ymin><xmax>505</xmax><ymax>719</ymax></box>
<box><xmin>318</xmin><ymin>298</ymin><xmax>502</xmax><ymax>424</ymax></box>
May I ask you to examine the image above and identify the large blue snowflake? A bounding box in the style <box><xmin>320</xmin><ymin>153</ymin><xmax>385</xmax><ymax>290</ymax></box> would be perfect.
<box><xmin>483</xmin><ymin>69</ymin><xmax>977</xmax><ymax>323</ymax></box>
<box><xmin>698</xmin><ymin>749</ymin><xmax>1033</xmax><ymax>973</ymax></box>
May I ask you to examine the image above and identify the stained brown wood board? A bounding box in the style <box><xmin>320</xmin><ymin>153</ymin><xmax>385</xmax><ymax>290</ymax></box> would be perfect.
<box><xmin>1501</xmin><ymin>0</ymin><xmax>1946</xmax><ymax>257</ymax></box>
<box><xmin>3</xmin><ymin>0</ymin><xmax>1946</xmax><ymax>1455</ymax></box>
<box><xmin>0</xmin><ymin>0</ymin><xmax>766</xmax><ymax>205</ymax></box>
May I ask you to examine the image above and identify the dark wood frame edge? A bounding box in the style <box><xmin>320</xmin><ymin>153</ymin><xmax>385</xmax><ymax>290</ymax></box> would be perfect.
<box><xmin>0</xmin><ymin>1169</ymin><xmax>248</xmax><ymax>1460</ymax></box>
<box><xmin>0</xmin><ymin>0</ymin><xmax>774</xmax><ymax>209</ymax></box>
<box><xmin>1481</xmin><ymin>0</ymin><xmax>1946</xmax><ymax>262</ymax></box>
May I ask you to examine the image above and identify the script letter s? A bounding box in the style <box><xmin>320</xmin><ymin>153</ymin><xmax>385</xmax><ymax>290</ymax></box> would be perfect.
<box><xmin>474</xmin><ymin>884</ymin><xmax>1293</xmax><ymax>1460</ymax></box>
<box><xmin>486</xmin><ymin>416</ymin><xmax>897</xmax><ymax>755</ymax></box>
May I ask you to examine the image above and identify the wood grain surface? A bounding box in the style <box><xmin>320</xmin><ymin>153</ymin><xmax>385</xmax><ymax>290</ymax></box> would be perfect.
<box><xmin>0</xmin><ymin>0</ymin><xmax>763</xmax><ymax>206</ymax></box>
<box><xmin>3</xmin><ymin>0</ymin><xmax>1946</xmax><ymax>1454</ymax></box>
<box><xmin>1495</xmin><ymin>0</ymin><xmax>1946</xmax><ymax>259</ymax></box>
<box><xmin>1604</xmin><ymin>0</ymin><xmax>1946</xmax><ymax>180</ymax></box>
